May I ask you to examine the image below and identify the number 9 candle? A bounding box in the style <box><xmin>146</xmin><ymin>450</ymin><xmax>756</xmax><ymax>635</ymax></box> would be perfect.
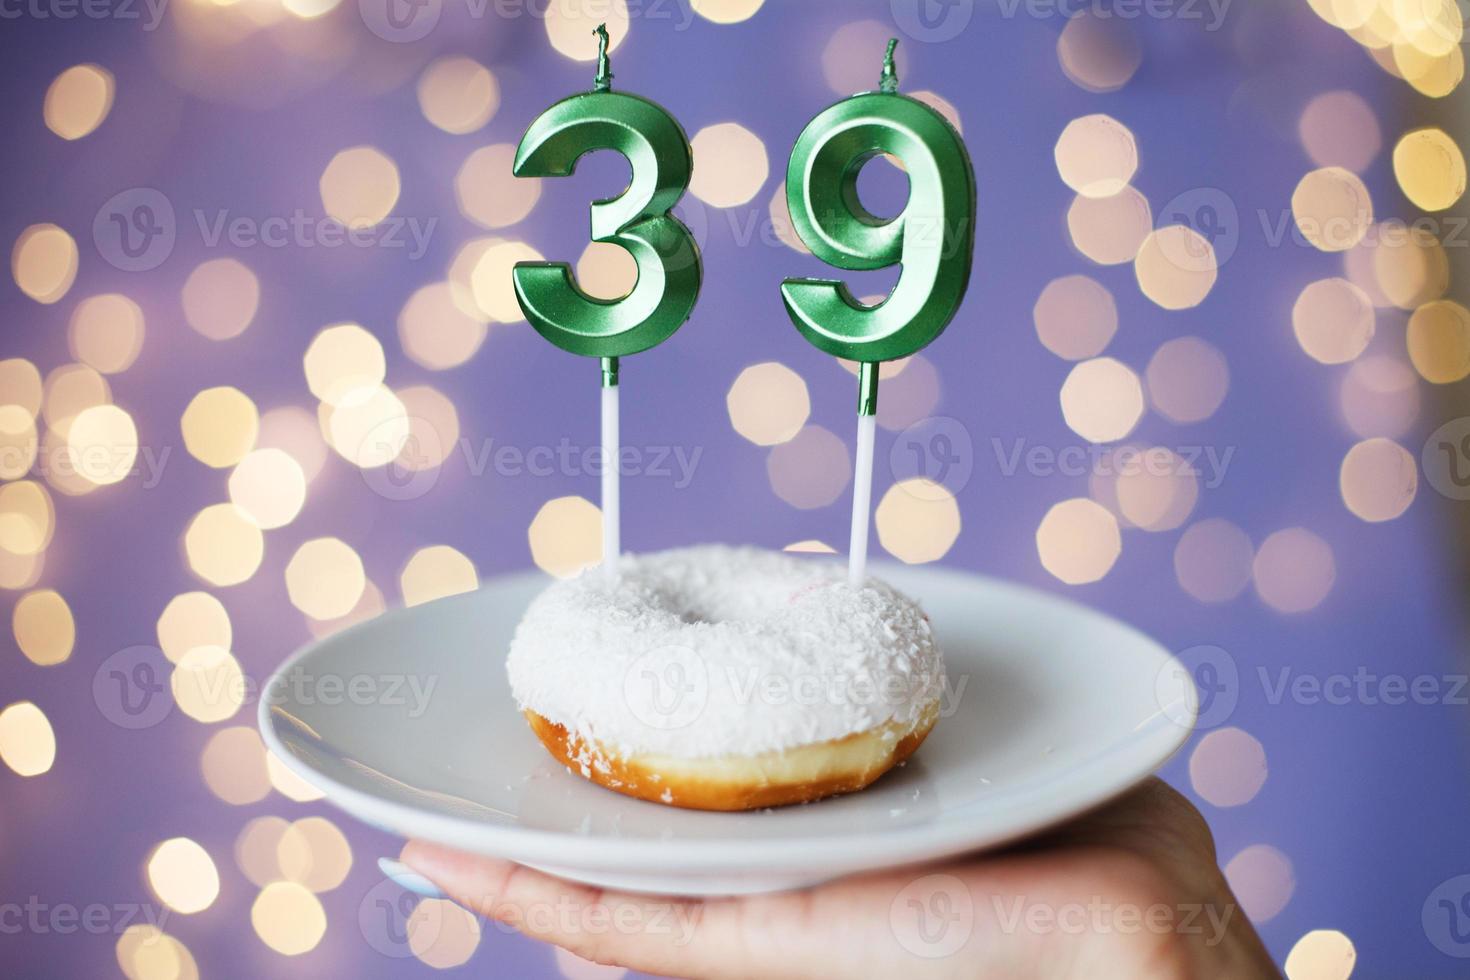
<box><xmin>512</xmin><ymin>24</ymin><xmax>702</xmax><ymax>578</ymax></box>
<box><xmin>782</xmin><ymin>39</ymin><xmax>976</xmax><ymax>585</ymax></box>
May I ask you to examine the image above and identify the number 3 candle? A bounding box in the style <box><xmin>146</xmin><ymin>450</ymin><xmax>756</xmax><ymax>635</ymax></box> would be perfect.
<box><xmin>782</xmin><ymin>39</ymin><xmax>976</xmax><ymax>585</ymax></box>
<box><xmin>512</xmin><ymin>25</ymin><xmax>702</xmax><ymax>578</ymax></box>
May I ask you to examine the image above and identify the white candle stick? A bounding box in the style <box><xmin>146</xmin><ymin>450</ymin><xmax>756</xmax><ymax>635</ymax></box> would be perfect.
<box><xmin>848</xmin><ymin>413</ymin><xmax>876</xmax><ymax>585</ymax></box>
<box><xmin>601</xmin><ymin>360</ymin><xmax>621</xmax><ymax>580</ymax></box>
<box><xmin>849</xmin><ymin>363</ymin><xmax>879</xmax><ymax>586</ymax></box>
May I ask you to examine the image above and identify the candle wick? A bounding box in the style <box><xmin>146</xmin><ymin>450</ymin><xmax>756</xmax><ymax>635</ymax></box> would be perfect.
<box><xmin>880</xmin><ymin>38</ymin><xmax>899</xmax><ymax>93</ymax></box>
<box><xmin>593</xmin><ymin>23</ymin><xmax>614</xmax><ymax>92</ymax></box>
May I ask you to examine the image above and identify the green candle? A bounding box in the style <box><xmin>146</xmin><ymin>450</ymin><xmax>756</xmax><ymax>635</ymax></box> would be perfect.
<box><xmin>511</xmin><ymin>25</ymin><xmax>703</xmax><ymax>576</ymax></box>
<box><xmin>781</xmin><ymin>38</ymin><xmax>976</xmax><ymax>582</ymax></box>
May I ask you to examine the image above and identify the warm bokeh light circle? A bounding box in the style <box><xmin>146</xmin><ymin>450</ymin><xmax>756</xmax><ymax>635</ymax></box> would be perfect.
<box><xmin>1036</xmin><ymin>498</ymin><xmax>1121</xmax><ymax>585</ymax></box>
<box><xmin>1284</xmin><ymin>929</ymin><xmax>1357</xmax><ymax>980</ymax></box>
<box><xmin>1054</xmin><ymin>114</ymin><xmax>1137</xmax><ymax>198</ymax></box>
<box><xmin>726</xmin><ymin>362</ymin><xmax>810</xmax><ymax>446</ymax></box>
<box><xmin>1291</xmin><ymin>167</ymin><xmax>1373</xmax><ymax>252</ymax></box>
<box><xmin>44</xmin><ymin>64</ymin><xmax>114</xmax><ymax>140</ymax></box>
<box><xmin>528</xmin><ymin>496</ymin><xmax>603</xmax><ymax>578</ymax></box>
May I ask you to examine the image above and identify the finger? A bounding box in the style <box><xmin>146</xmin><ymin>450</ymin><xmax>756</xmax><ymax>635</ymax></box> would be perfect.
<box><xmin>400</xmin><ymin>841</ymin><xmax>942</xmax><ymax>980</ymax></box>
<box><xmin>401</xmin><ymin>840</ymin><xmax>741</xmax><ymax>979</ymax></box>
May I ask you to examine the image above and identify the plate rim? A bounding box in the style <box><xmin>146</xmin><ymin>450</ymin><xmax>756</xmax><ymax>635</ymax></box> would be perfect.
<box><xmin>258</xmin><ymin>561</ymin><xmax>1197</xmax><ymax>874</ymax></box>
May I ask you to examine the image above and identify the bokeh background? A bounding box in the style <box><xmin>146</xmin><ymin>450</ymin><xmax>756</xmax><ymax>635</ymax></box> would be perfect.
<box><xmin>3</xmin><ymin>0</ymin><xmax>1470</xmax><ymax>976</ymax></box>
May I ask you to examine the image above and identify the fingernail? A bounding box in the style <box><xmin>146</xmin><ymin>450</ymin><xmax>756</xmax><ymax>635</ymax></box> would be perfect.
<box><xmin>378</xmin><ymin>856</ymin><xmax>446</xmax><ymax>899</ymax></box>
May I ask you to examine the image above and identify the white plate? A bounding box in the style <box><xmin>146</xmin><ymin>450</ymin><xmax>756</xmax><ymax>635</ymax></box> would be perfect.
<box><xmin>259</xmin><ymin>563</ymin><xmax>1196</xmax><ymax>896</ymax></box>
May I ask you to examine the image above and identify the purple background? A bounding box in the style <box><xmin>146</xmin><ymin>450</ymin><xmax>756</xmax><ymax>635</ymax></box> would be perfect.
<box><xmin>3</xmin><ymin>0</ymin><xmax>1469</xmax><ymax>977</ymax></box>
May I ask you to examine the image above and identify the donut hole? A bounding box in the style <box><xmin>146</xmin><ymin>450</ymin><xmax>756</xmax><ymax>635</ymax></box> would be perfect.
<box><xmin>650</xmin><ymin>574</ymin><xmax>824</xmax><ymax>628</ymax></box>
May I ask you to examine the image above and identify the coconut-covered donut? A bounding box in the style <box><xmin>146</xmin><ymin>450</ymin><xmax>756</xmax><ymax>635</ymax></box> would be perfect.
<box><xmin>507</xmin><ymin>545</ymin><xmax>944</xmax><ymax>811</ymax></box>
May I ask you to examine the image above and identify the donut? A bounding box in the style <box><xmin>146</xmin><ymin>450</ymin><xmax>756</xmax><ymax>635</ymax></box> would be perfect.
<box><xmin>507</xmin><ymin>545</ymin><xmax>944</xmax><ymax>811</ymax></box>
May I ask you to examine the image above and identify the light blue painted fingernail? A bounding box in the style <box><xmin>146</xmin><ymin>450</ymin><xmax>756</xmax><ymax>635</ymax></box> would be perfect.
<box><xmin>378</xmin><ymin>857</ymin><xmax>446</xmax><ymax>899</ymax></box>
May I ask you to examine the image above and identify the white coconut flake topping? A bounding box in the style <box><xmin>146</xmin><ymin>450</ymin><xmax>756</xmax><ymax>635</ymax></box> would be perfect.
<box><xmin>507</xmin><ymin>545</ymin><xmax>945</xmax><ymax>759</ymax></box>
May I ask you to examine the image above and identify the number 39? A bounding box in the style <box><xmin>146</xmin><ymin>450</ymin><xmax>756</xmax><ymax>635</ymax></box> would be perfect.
<box><xmin>510</xmin><ymin>84</ymin><xmax>974</xmax><ymax>372</ymax></box>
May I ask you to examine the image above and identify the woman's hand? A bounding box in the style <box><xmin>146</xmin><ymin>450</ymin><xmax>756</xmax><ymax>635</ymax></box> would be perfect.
<box><xmin>401</xmin><ymin>778</ymin><xmax>1280</xmax><ymax>979</ymax></box>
